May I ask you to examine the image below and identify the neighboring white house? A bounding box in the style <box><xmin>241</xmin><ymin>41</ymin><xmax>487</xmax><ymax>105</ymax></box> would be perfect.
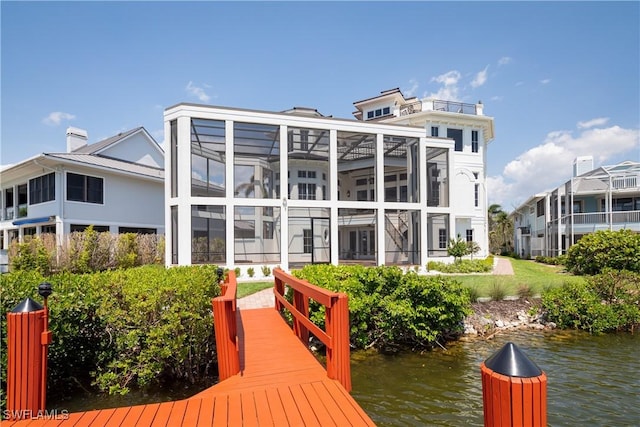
<box><xmin>0</xmin><ymin>126</ymin><xmax>165</xmax><ymax>253</ymax></box>
<box><xmin>164</xmin><ymin>88</ymin><xmax>495</xmax><ymax>272</ymax></box>
<box><xmin>512</xmin><ymin>157</ymin><xmax>640</xmax><ymax>257</ymax></box>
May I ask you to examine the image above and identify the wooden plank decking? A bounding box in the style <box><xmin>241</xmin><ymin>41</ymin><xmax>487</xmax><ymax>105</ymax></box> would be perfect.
<box><xmin>2</xmin><ymin>308</ymin><xmax>375</xmax><ymax>426</ymax></box>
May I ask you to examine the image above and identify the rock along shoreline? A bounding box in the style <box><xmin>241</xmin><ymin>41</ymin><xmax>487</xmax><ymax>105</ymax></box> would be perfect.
<box><xmin>462</xmin><ymin>297</ymin><xmax>556</xmax><ymax>339</ymax></box>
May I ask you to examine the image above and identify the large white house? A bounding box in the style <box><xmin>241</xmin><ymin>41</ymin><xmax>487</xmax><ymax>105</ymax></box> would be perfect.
<box><xmin>0</xmin><ymin>127</ymin><xmax>165</xmax><ymax>252</ymax></box>
<box><xmin>164</xmin><ymin>88</ymin><xmax>495</xmax><ymax>272</ymax></box>
<box><xmin>512</xmin><ymin>157</ymin><xmax>640</xmax><ymax>258</ymax></box>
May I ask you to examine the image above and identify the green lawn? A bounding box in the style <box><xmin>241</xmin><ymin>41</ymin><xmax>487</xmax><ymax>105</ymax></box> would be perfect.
<box><xmin>236</xmin><ymin>281</ymin><xmax>273</xmax><ymax>298</ymax></box>
<box><xmin>234</xmin><ymin>258</ymin><xmax>583</xmax><ymax>299</ymax></box>
<box><xmin>452</xmin><ymin>257</ymin><xmax>585</xmax><ymax>297</ymax></box>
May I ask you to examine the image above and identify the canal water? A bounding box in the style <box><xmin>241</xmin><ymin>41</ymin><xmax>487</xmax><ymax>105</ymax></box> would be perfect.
<box><xmin>350</xmin><ymin>330</ymin><xmax>640</xmax><ymax>426</ymax></box>
<box><xmin>53</xmin><ymin>330</ymin><xmax>639</xmax><ymax>426</ymax></box>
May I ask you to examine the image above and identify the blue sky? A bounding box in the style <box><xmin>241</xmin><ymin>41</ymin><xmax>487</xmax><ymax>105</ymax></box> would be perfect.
<box><xmin>2</xmin><ymin>1</ymin><xmax>638</xmax><ymax>208</ymax></box>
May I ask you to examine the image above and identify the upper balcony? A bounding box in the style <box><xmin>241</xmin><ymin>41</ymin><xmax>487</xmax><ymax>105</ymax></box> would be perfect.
<box><xmin>399</xmin><ymin>99</ymin><xmax>483</xmax><ymax>117</ymax></box>
<box><xmin>559</xmin><ymin>210</ymin><xmax>640</xmax><ymax>233</ymax></box>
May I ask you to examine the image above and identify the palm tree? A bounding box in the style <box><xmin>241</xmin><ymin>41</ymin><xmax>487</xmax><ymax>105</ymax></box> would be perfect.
<box><xmin>494</xmin><ymin>211</ymin><xmax>514</xmax><ymax>254</ymax></box>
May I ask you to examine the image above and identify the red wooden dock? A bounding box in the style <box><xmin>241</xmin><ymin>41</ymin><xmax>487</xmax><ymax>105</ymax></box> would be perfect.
<box><xmin>2</xmin><ymin>270</ymin><xmax>375</xmax><ymax>426</ymax></box>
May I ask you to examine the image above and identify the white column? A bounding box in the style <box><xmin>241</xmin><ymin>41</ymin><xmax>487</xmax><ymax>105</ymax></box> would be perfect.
<box><xmin>176</xmin><ymin>116</ymin><xmax>192</xmax><ymax>266</ymax></box>
<box><xmin>225</xmin><ymin>120</ymin><xmax>235</xmax><ymax>268</ymax></box>
<box><xmin>279</xmin><ymin>125</ymin><xmax>289</xmax><ymax>271</ymax></box>
<box><xmin>330</xmin><ymin>129</ymin><xmax>339</xmax><ymax>266</ymax></box>
<box><xmin>376</xmin><ymin>133</ymin><xmax>385</xmax><ymax>266</ymax></box>
<box><xmin>420</xmin><ymin>137</ymin><xmax>429</xmax><ymax>268</ymax></box>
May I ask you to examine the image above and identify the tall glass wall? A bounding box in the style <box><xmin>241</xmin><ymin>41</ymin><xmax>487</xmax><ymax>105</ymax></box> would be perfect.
<box><xmin>288</xmin><ymin>207</ymin><xmax>331</xmax><ymax>268</ymax></box>
<box><xmin>192</xmin><ymin>205</ymin><xmax>225</xmax><ymax>263</ymax></box>
<box><xmin>426</xmin><ymin>147</ymin><xmax>449</xmax><ymax>207</ymax></box>
<box><xmin>337</xmin><ymin>131</ymin><xmax>376</xmax><ymax>202</ymax></box>
<box><xmin>234</xmin><ymin>122</ymin><xmax>279</xmax><ymax>199</ymax></box>
<box><xmin>191</xmin><ymin>119</ymin><xmax>225</xmax><ymax>197</ymax></box>
<box><xmin>234</xmin><ymin>206</ymin><xmax>281</xmax><ymax>264</ymax></box>
<box><xmin>427</xmin><ymin>213</ymin><xmax>449</xmax><ymax>257</ymax></box>
<box><xmin>384</xmin><ymin>209</ymin><xmax>421</xmax><ymax>265</ymax></box>
<box><xmin>383</xmin><ymin>135</ymin><xmax>419</xmax><ymax>203</ymax></box>
<box><xmin>287</xmin><ymin>127</ymin><xmax>330</xmax><ymax>200</ymax></box>
<box><xmin>338</xmin><ymin>208</ymin><xmax>377</xmax><ymax>264</ymax></box>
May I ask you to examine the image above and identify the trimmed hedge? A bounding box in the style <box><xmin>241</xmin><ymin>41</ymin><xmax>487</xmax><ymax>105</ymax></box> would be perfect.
<box><xmin>1</xmin><ymin>265</ymin><xmax>220</xmax><ymax>409</ymax></box>
<box><xmin>292</xmin><ymin>265</ymin><xmax>471</xmax><ymax>351</ymax></box>
<box><xmin>427</xmin><ymin>256</ymin><xmax>494</xmax><ymax>273</ymax></box>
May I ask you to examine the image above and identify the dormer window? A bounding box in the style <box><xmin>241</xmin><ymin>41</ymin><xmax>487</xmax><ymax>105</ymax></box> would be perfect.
<box><xmin>366</xmin><ymin>106</ymin><xmax>391</xmax><ymax>120</ymax></box>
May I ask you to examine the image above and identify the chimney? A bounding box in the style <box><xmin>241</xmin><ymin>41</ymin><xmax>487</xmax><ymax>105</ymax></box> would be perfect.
<box><xmin>66</xmin><ymin>127</ymin><xmax>88</xmax><ymax>152</ymax></box>
<box><xmin>573</xmin><ymin>156</ymin><xmax>594</xmax><ymax>177</ymax></box>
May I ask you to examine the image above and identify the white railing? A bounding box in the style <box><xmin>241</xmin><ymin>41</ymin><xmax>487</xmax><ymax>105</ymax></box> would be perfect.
<box><xmin>562</xmin><ymin>210</ymin><xmax>640</xmax><ymax>225</ymax></box>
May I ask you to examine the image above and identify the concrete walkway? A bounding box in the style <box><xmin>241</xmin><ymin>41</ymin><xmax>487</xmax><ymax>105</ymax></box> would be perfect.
<box><xmin>237</xmin><ymin>257</ymin><xmax>515</xmax><ymax>310</ymax></box>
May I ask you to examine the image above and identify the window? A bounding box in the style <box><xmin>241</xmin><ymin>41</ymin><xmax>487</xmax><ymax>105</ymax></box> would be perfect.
<box><xmin>308</xmin><ymin>171</ymin><xmax>316</xmax><ymax>179</ymax></box>
<box><xmin>70</xmin><ymin>224</ymin><xmax>109</xmax><ymax>232</ymax></box>
<box><xmin>356</xmin><ymin>190</ymin><xmax>368</xmax><ymax>201</ymax></box>
<box><xmin>447</xmin><ymin>129</ymin><xmax>463</xmax><ymax>152</ymax></box>
<box><xmin>572</xmin><ymin>201</ymin><xmax>582</xmax><ymax>213</ymax></box>
<box><xmin>29</xmin><ymin>173</ymin><xmax>55</xmax><ymax>205</ymax></box>
<box><xmin>439</xmin><ymin>229</ymin><xmax>447</xmax><ymax>249</ymax></box>
<box><xmin>384</xmin><ymin>174</ymin><xmax>397</xmax><ymax>182</ymax></box>
<box><xmin>431</xmin><ymin>126</ymin><xmax>439</xmax><ymax>137</ymax></box>
<box><xmin>263</xmin><ymin>221</ymin><xmax>274</xmax><ymax>239</ymax></box>
<box><xmin>298</xmin><ymin>170</ymin><xmax>307</xmax><ymax>178</ymax></box>
<box><xmin>536</xmin><ymin>199</ymin><xmax>545</xmax><ymax>217</ymax></box>
<box><xmin>67</xmin><ymin>173</ymin><xmax>103</xmax><ymax>204</ymax></box>
<box><xmin>474</xmin><ymin>184</ymin><xmax>480</xmax><ymax>207</ymax></box>
<box><xmin>41</xmin><ymin>225</ymin><xmax>56</xmax><ymax>234</ymax></box>
<box><xmin>367</xmin><ymin>111</ymin><xmax>374</xmax><ymax>119</ymax></box>
<box><xmin>466</xmin><ymin>229</ymin><xmax>473</xmax><ymax>242</ymax></box>
<box><xmin>385</xmin><ymin>187</ymin><xmax>397</xmax><ymax>202</ymax></box>
<box><xmin>375</xmin><ymin>109</ymin><xmax>382</xmax><ymax>117</ymax></box>
<box><xmin>119</xmin><ymin>227</ymin><xmax>156</xmax><ymax>234</ymax></box>
<box><xmin>382</xmin><ymin>107</ymin><xmax>390</xmax><ymax>115</ymax></box>
<box><xmin>356</xmin><ymin>178</ymin><xmax>368</xmax><ymax>186</ymax></box>
<box><xmin>322</xmin><ymin>173</ymin><xmax>326</xmax><ymax>181</ymax></box>
<box><xmin>298</xmin><ymin>183</ymin><xmax>316</xmax><ymax>200</ymax></box>
<box><xmin>472</xmin><ymin>130</ymin><xmax>479</xmax><ymax>153</ymax></box>
<box><xmin>263</xmin><ymin>206</ymin><xmax>274</xmax><ymax>216</ymax></box>
<box><xmin>303</xmin><ymin>229</ymin><xmax>312</xmax><ymax>253</ymax></box>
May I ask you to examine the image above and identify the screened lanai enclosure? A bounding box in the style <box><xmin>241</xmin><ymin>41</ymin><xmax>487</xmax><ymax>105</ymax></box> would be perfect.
<box><xmin>167</xmin><ymin>104</ymin><xmax>457</xmax><ymax>270</ymax></box>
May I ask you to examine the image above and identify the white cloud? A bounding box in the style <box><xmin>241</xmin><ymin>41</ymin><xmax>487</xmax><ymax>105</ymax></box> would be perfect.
<box><xmin>42</xmin><ymin>111</ymin><xmax>75</xmax><ymax>126</ymax></box>
<box><xmin>498</xmin><ymin>56</ymin><xmax>512</xmax><ymax>66</ymax></box>
<box><xmin>577</xmin><ymin>117</ymin><xmax>609</xmax><ymax>129</ymax></box>
<box><xmin>488</xmin><ymin>124</ymin><xmax>640</xmax><ymax>207</ymax></box>
<box><xmin>471</xmin><ymin>66</ymin><xmax>489</xmax><ymax>88</ymax></box>
<box><xmin>186</xmin><ymin>81</ymin><xmax>211</xmax><ymax>103</ymax></box>
<box><xmin>427</xmin><ymin>70</ymin><xmax>461</xmax><ymax>101</ymax></box>
<box><xmin>404</xmin><ymin>78</ymin><xmax>419</xmax><ymax>97</ymax></box>
<box><xmin>515</xmin><ymin>81</ymin><xmax>524</xmax><ymax>87</ymax></box>
<box><xmin>490</xmin><ymin>95</ymin><xmax>503</xmax><ymax>101</ymax></box>
<box><xmin>540</xmin><ymin>79</ymin><xmax>551</xmax><ymax>85</ymax></box>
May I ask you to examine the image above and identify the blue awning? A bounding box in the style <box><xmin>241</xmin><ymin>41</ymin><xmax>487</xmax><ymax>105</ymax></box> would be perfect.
<box><xmin>12</xmin><ymin>216</ymin><xmax>54</xmax><ymax>226</ymax></box>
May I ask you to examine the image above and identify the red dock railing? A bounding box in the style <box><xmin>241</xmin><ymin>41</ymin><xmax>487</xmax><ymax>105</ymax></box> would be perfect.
<box><xmin>211</xmin><ymin>270</ymin><xmax>240</xmax><ymax>381</ymax></box>
<box><xmin>273</xmin><ymin>267</ymin><xmax>352</xmax><ymax>391</ymax></box>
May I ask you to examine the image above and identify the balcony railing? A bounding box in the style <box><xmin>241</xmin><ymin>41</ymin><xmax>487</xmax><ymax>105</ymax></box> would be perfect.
<box><xmin>432</xmin><ymin>100</ymin><xmax>477</xmax><ymax>115</ymax></box>
<box><xmin>562</xmin><ymin>210</ymin><xmax>640</xmax><ymax>225</ymax></box>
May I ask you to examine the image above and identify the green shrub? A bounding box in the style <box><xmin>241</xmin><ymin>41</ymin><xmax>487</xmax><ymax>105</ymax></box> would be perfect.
<box><xmin>234</xmin><ymin>267</ymin><xmax>241</xmax><ymax>277</ymax></box>
<box><xmin>261</xmin><ymin>266</ymin><xmax>271</xmax><ymax>277</ymax></box>
<box><xmin>8</xmin><ymin>230</ymin><xmax>165</xmax><ymax>275</ymax></box>
<box><xmin>427</xmin><ymin>257</ymin><xmax>493</xmax><ymax>274</ymax></box>
<box><xmin>489</xmin><ymin>282</ymin><xmax>507</xmax><ymax>301</ymax></box>
<box><xmin>1</xmin><ymin>265</ymin><xmax>220</xmax><ymax>408</ymax></box>
<box><xmin>292</xmin><ymin>265</ymin><xmax>471</xmax><ymax>351</ymax></box>
<box><xmin>565</xmin><ymin>229</ymin><xmax>640</xmax><ymax>275</ymax></box>
<box><xmin>535</xmin><ymin>255</ymin><xmax>567</xmax><ymax>266</ymax></box>
<box><xmin>247</xmin><ymin>267</ymin><xmax>255</xmax><ymax>278</ymax></box>
<box><xmin>541</xmin><ymin>270</ymin><xmax>640</xmax><ymax>333</ymax></box>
